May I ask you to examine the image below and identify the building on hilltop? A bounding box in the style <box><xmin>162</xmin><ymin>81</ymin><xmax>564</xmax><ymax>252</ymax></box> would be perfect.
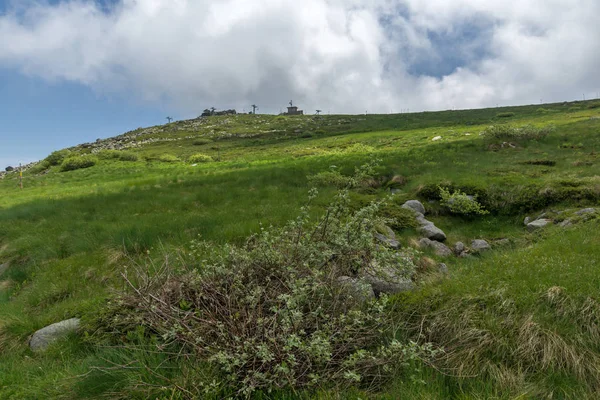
<box><xmin>283</xmin><ymin>100</ymin><xmax>304</xmax><ymax>115</ymax></box>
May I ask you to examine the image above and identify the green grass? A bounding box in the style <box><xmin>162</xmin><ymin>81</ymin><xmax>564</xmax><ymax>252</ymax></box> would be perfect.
<box><xmin>0</xmin><ymin>100</ymin><xmax>599</xmax><ymax>398</ymax></box>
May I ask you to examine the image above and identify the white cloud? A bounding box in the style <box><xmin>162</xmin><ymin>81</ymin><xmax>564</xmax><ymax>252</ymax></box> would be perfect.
<box><xmin>1</xmin><ymin>0</ymin><xmax>599</xmax><ymax>115</ymax></box>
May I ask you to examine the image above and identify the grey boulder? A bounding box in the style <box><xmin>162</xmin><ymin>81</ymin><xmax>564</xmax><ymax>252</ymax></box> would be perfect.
<box><xmin>418</xmin><ymin>224</ymin><xmax>447</xmax><ymax>242</ymax></box>
<box><xmin>374</xmin><ymin>225</ymin><xmax>401</xmax><ymax>250</ymax></box>
<box><xmin>362</xmin><ymin>263</ymin><xmax>414</xmax><ymax>296</ymax></box>
<box><xmin>337</xmin><ymin>276</ymin><xmax>375</xmax><ymax>301</ymax></box>
<box><xmin>526</xmin><ymin>219</ymin><xmax>552</xmax><ymax>232</ymax></box>
<box><xmin>29</xmin><ymin>318</ymin><xmax>81</xmax><ymax>352</ymax></box>
<box><xmin>419</xmin><ymin>238</ymin><xmax>453</xmax><ymax>257</ymax></box>
<box><xmin>471</xmin><ymin>239</ymin><xmax>491</xmax><ymax>252</ymax></box>
<box><xmin>575</xmin><ymin>208</ymin><xmax>596</xmax><ymax>215</ymax></box>
<box><xmin>454</xmin><ymin>242</ymin><xmax>465</xmax><ymax>255</ymax></box>
<box><xmin>402</xmin><ymin>200</ymin><xmax>426</xmax><ymax>215</ymax></box>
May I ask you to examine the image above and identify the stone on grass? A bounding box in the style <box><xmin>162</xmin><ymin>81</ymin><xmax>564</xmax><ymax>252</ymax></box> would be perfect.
<box><xmin>418</xmin><ymin>224</ymin><xmax>447</xmax><ymax>242</ymax></box>
<box><xmin>575</xmin><ymin>208</ymin><xmax>596</xmax><ymax>215</ymax></box>
<box><xmin>438</xmin><ymin>263</ymin><xmax>449</xmax><ymax>274</ymax></box>
<box><xmin>337</xmin><ymin>276</ymin><xmax>375</xmax><ymax>301</ymax></box>
<box><xmin>524</xmin><ymin>217</ymin><xmax>531</xmax><ymax>225</ymax></box>
<box><xmin>374</xmin><ymin>233</ymin><xmax>401</xmax><ymax>250</ymax></box>
<box><xmin>419</xmin><ymin>238</ymin><xmax>453</xmax><ymax>257</ymax></box>
<box><xmin>362</xmin><ymin>266</ymin><xmax>414</xmax><ymax>296</ymax></box>
<box><xmin>471</xmin><ymin>239</ymin><xmax>491</xmax><ymax>252</ymax></box>
<box><xmin>526</xmin><ymin>219</ymin><xmax>552</xmax><ymax>232</ymax></box>
<box><xmin>559</xmin><ymin>219</ymin><xmax>573</xmax><ymax>228</ymax></box>
<box><xmin>454</xmin><ymin>242</ymin><xmax>465</xmax><ymax>255</ymax></box>
<box><xmin>402</xmin><ymin>200</ymin><xmax>426</xmax><ymax>215</ymax></box>
<box><xmin>29</xmin><ymin>318</ymin><xmax>81</xmax><ymax>352</ymax></box>
<box><xmin>0</xmin><ymin>263</ymin><xmax>8</xmax><ymax>276</ymax></box>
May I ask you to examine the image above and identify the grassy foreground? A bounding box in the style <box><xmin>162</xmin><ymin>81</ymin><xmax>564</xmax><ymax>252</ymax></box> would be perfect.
<box><xmin>0</xmin><ymin>100</ymin><xmax>599</xmax><ymax>398</ymax></box>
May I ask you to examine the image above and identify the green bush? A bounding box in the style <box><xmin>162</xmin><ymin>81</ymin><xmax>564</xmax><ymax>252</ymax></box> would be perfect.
<box><xmin>496</xmin><ymin>112</ymin><xmax>515</xmax><ymax>118</ymax></box>
<box><xmin>439</xmin><ymin>186</ymin><xmax>489</xmax><ymax>216</ymax></box>
<box><xmin>192</xmin><ymin>138</ymin><xmax>213</xmax><ymax>146</ymax></box>
<box><xmin>158</xmin><ymin>154</ymin><xmax>180</xmax><ymax>163</ymax></box>
<box><xmin>587</xmin><ymin>102</ymin><xmax>600</xmax><ymax>109</ymax></box>
<box><xmin>45</xmin><ymin>149</ymin><xmax>72</xmax><ymax>166</ymax></box>
<box><xmin>97</xmin><ymin>150</ymin><xmax>138</xmax><ymax>162</ymax></box>
<box><xmin>60</xmin><ymin>156</ymin><xmax>97</xmax><ymax>172</ymax></box>
<box><xmin>381</xmin><ymin>203</ymin><xmax>417</xmax><ymax>230</ymax></box>
<box><xmin>482</xmin><ymin>124</ymin><xmax>554</xmax><ymax>141</ymax></box>
<box><xmin>27</xmin><ymin>160</ymin><xmax>51</xmax><ymax>174</ymax></box>
<box><xmin>105</xmin><ymin>184</ymin><xmax>434</xmax><ymax>397</ymax></box>
<box><xmin>188</xmin><ymin>153</ymin><xmax>214</xmax><ymax>163</ymax></box>
<box><xmin>307</xmin><ymin>170</ymin><xmax>353</xmax><ymax>188</ymax></box>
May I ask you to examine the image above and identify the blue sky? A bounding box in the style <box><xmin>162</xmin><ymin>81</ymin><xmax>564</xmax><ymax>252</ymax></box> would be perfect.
<box><xmin>1</xmin><ymin>0</ymin><xmax>599</xmax><ymax>168</ymax></box>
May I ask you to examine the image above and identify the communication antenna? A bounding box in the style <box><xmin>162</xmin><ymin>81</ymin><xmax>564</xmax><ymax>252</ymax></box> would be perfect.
<box><xmin>166</xmin><ymin>116</ymin><xmax>173</xmax><ymax>123</ymax></box>
<box><xmin>251</xmin><ymin>104</ymin><xmax>259</xmax><ymax>114</ymax></box>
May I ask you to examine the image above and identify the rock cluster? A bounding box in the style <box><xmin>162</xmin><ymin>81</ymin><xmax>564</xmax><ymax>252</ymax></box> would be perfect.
<box><xmin>524</xmin><ymin>208</ymin><xmax>597</xmax><ymax>231</ymax></box>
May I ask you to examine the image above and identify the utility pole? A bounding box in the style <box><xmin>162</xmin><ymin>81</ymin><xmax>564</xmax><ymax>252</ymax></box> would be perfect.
<box><xmin>251</xmin><ymin>104</ymin><xmax>258</xmax><ymax>114</ymax></box>
<box><xmin>166</xmin><ymin>116</ymin><xmax>173</xmax><ymax>123</ymax></box>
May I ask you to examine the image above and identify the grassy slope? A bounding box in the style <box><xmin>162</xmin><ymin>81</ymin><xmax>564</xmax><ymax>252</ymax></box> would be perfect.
<box><xmin>0</xmin><ymin>101</ymin><xmax>599</xmax><ymax>398</ymax></box>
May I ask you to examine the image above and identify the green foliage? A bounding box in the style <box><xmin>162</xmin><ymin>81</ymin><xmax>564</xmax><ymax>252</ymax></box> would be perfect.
<box><xmin>482</xmin><ymin>124</ymin><xmax>555</xmax><ymax>141</ymax></box>
<box><xmin>307</xmin><ymin>170</ymin><xmax>353</xmax><ymax>188</ymax></box>
<box><xmin>188</xmin><ymin>153</ymin><xmax>214</xmax><ymax>163</ymax></box>
<box><xmin>157</xmin><ymin>154</ymin><xmax>180</xmax><ymax>163</ymax></box>
<box><xmin>45</xmin><ymin>149</ymin><xmax>72</xmax><ymax>166</ymax></box>
<box><xmin>107</xmin><ymin>185</ymin><xmax>430</xmax><ymax>396</ymax></box>
<box><xmin>60</xmin><ymin>155</ymin><xmax>97</xmax><ymax>172</ymax></box>
<box><xmin>97</xmin><ymin>150</ymin><xmax>139</xmax><ymax>162</ymax></box>
<box><xmin>439</xmin><ymin>186</ymin><xmax>489</xmax><ymax>216</ymax></box>
<box><xmin>380</xmin><ymin>202</ymin><xmax>417</xmax><ymax>230</ymax></box>
<box><xmin>496</xmin><ymin>112</ymin><xmax>515</xmax><ymax>118</ymax></box>
<box><xmin>192</xmin><ymin>138</ymin><xmax>214</xmax><ymax>146</ymax></box>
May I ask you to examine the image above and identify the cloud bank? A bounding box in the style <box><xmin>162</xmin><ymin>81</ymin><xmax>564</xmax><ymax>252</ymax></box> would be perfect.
<box><xmin>1</xmin><ymin>0</ymin><xmax>599</xmax><ymax>114</ymax></box>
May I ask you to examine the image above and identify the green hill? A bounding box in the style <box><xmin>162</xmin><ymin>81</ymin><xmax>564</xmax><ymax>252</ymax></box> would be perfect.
<box><xmin>1</xmin><ymin>100</ymin><xmax>599</xmax><ymax>399</ymax></box>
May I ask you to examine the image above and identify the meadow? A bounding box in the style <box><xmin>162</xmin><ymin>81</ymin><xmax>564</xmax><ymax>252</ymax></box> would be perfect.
<box><xmin>0</xmin><ymin>100</ymin><xmax>599</xmax><ymax>399</ymax></box>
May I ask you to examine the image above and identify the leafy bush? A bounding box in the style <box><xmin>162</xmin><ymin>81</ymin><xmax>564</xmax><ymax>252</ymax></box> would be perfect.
<box><xmin>45</xmin><ymin>149</ymin><xmax>72</xmax><ymax>166</ymax></box>
<box><xmin>188</xmin><ymin>153</ymin><xmax>214</xmax><ymax>163</ymax></box>
<box><xmin>158</xmin><ymin>154</ymin><xmax>180</xmax><ymax>163</ymax></box>
<box><xmin>60</xmin><ymin>156</ymin><xmax>97</xmax><ymax>172</ymax></box>
<box><xmin>439</xmin><ymin>186</ymin><xmax>489</xmax><ymax>216</ymax></box>
<box><xmin>587</xmin><ymin>102</ymin><xmax>600</xmax><ymax>109</ymax></box>
<box><xmin>381</xmin><ymin>203</ymin><xmax>417</xmax><ymax>230</ymax></box>
<box><xmin>482</xmin><ymin>124</ymin><xmax>554</xmax><ymax>141</ymax></box>
<box><xmin>192</xmin><ymin>138</ymin><xmax>213</xmax><ymax>146</ymax></box>
<box><xmin>307</xmin><ymin>170</ymin><xmax>354</xmax><ymax>189</ymax></box>
<box><xmin>103</xmin><ymin>167</ymin><xmax>435</xmax><ymax>397</ymax></box>
<box><xmin>97</xmin><ymin>150</ymin><xmax>138</xmax><ymax>162</ymax></box>
<box><xmin>496</xmin><ymin>112</ymin><xmax>515</xmax><ymax>118</ymax></box>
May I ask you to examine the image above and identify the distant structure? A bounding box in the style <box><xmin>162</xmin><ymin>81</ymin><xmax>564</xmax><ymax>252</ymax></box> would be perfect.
<box><xmin>251</xmin><ymin>104</ymin><xmax>259</xmax><ymax>114</ymax></box>
<box><xmin>166</xmin><ymin>116</ymin><xmax>173</xmax><ymax>123</ymax></box>
<box><xmin>283</xmin><ymin>100</ymin><xmax>304</xmax><ymax>115</ymax></box>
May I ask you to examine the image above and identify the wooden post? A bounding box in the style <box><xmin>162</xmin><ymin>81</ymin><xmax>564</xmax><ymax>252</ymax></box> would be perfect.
<box><xmin>19</xmin><ymin>163</ymin><xmax>23</xmax><ymax>190</ymax></box>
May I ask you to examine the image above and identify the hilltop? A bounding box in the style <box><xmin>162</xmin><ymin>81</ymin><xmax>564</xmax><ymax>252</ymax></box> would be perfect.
<box><xmin>0</xmin><ymin>100</ymin><xmax>599</xmax><ymax>399</ymax></box>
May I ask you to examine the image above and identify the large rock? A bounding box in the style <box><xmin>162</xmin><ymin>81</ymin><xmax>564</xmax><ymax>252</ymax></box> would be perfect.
<box><xmin>362</xmin><ymin>265</ymin><xmax>414</xmax><ymax>296</ymax></box>
<box><xmin>418</xmin><ymin>224</ymin><xmax>447</xmax><ymax>242</ymax></box>
<box><xmin>374</xmin><ymin>225</ymin><xmax>400</xmax><ymax>250</ymax></box>
<box><xmin>419</xmin><ymin>238</ymin><xmax>453</xmax><ymax>257</ymax></box>
<box><xmin>471</xmin><ymin>239</ymin><xmax>491</xmax><ymax>252</ymax></box>
<box><xmin>575</xmin><ymin>208</ymin><xmax>596</xmax><ymax>215</ymax></box>
<box><xmin>454</xmin><ymin>242</ymin><xmax>465</xmax><ymax>255</ymax></box>
<box><xmin>29</xmin><ymin>318</ymin><xmax>81</xmax><ymax>352</ymax></box>
<box><xmin>402</xmin><ymin>200</ymin><xmax>426</xmax><ymax>215</ymax></box>
<box><xmin>337</xmin><ymin>276</ymin><xmax>375</xmax><ymax>302</ymax></box>
<box><xmin>526</xmin><ymin>219</ymin><xmax>552</xmax><ymax>232</ymax></box>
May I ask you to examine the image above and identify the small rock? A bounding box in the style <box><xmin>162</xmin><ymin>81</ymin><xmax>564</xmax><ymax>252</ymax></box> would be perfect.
<box><xmin>495</xmin><ymin>239</ymin><xmax>511</xmax><ymax>246</ymax></box>
<box><xmin>415</xmin><ymin>214</ymin><xmax>433</xmax><ymax>227</ymax></box>
<box><xmin>29</xmin><ymin>318</ymin><xmax>81</xmax><ymax>352</ymax></box>
<box><xmin>337</xmin><ymin>276</ymin><xmax>375</xmax><ymax>301</ymax></box>
<box><xmin>471</xmin><ymin>239</ymin><xmax>491</xmax><ymax>252</ymax></box>
<box><xmin>362</xmin><ymin>266</ymin><xmax>414</xmax><ymax>296</ymax></box>
<box><xmin>418</xmin><ymin>224</ymin><xmax>447</xmax><ymax>242</ymax></box>
<box><xmin>527</xmin><ymin>219</ymin><xmax>552</xmax><ymax>232</ymax></box>
<box><xmin>374</xmin><ymin>233</ymin><xmax>401</xmax><ymax>250</ymax></box>
<box><xmin>524</xmin><ymin>217</ymin><xmax>531</xmax><ymax>225</ymax></box>
<box><xmin>454</xmin><ymin>242</ymin><xmax>465</xmax><ymax>255</ymax></box>
<box><xmin>575</xmin><ymin>208</ymin><xmax>596</xmax><ymax>215</ymax></box>
<box><xmin>559</xmin><ymin>219</ymin><xmax>573</xmax><ymax>228</ymax></box>
<box><xmin>438</xmin><ymin>263</ymin><xmax>449</xmax><ymax>274</ymax></box>
<box><xmin>432</xmin><ymin>136</ymin><xmax>442</xmax><ymax>141</ymax></box>
<box><xmin>402</xmin><ymin>200</ymin><xmax>426</xmax><ymax>215</ymax></box>
<box><xmin>0</xmin><ymin>263</ymin><xmax>8</xmax><ymax>276</ymax></box>
<box><xmin>419</xmin><ymin>238</ymin><xmax>453</xmax><ymax>257</ymax></box>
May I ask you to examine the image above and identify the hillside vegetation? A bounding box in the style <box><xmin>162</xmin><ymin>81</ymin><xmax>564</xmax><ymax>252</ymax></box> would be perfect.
<box><xmin>0</xmin><ymin>100</ymin><xmax>599</xmax><ymax>399</ymax></box>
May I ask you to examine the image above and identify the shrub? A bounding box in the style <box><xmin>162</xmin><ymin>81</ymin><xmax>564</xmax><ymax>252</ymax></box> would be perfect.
<box><xmin>496</xmin><ymin>112</ymin><xmax>515</xmax><ymax>118</ymax></box>
<box><xmin>45</xmin><ymin>149</ymin><xmax>71</xmax><ymax>166</ymax></box>
<box><xmin>158</xmin><ymin>154</ymin><xmax>180</xmax><ymax>163</ymax></box>
<box><xmin>98</xmin><ymin>150</ymin><xmax>138</xmax><ymax>162</ymax></box>
<box><xmin>439</xmin><ymin>186</ymin><xmax>489</xmax><ymax>216</ymax></box>
<box><xmin>188</xmin><ymin>153</ymin><xmax>214</xmax><ymax>163</ymax></box>
<box><xmin>307</xmin><ymin>170</ymin><xmax>353</xmax><ymax>188</ymax></box>
<box><xmin>381</xmin><ymin>203</ymin><xmax>417</xmax><ymax>230</ymax></box>
<box><xmin>60</xmin><ymin>155</ymin><xmax>97</xmax><ymax>172</ymax></box>
<box><xmin>482</xmin><ymin>124</ymin><xmax>554</xmax><ymax>141</ymax></box>
<box><xmin>587</xmin><ymin>102</ymin><xmax>600</xmax><ymax>109</ymax></box>
<box><xmin>106</xmin><ymin>179</ymin><xmax>435</xmax><ymax>397</ymax></box>
<box><xmin>192</xmin><ymin>138</ymin><xmax>213</xmax><ymax>146</ymax></box>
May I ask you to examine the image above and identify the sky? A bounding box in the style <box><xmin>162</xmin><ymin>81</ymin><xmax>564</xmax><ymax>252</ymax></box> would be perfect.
<box><xmin>1</xmin><ymin>0</ymin><xmax>600</xmax><ymax>168</ymax></box>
